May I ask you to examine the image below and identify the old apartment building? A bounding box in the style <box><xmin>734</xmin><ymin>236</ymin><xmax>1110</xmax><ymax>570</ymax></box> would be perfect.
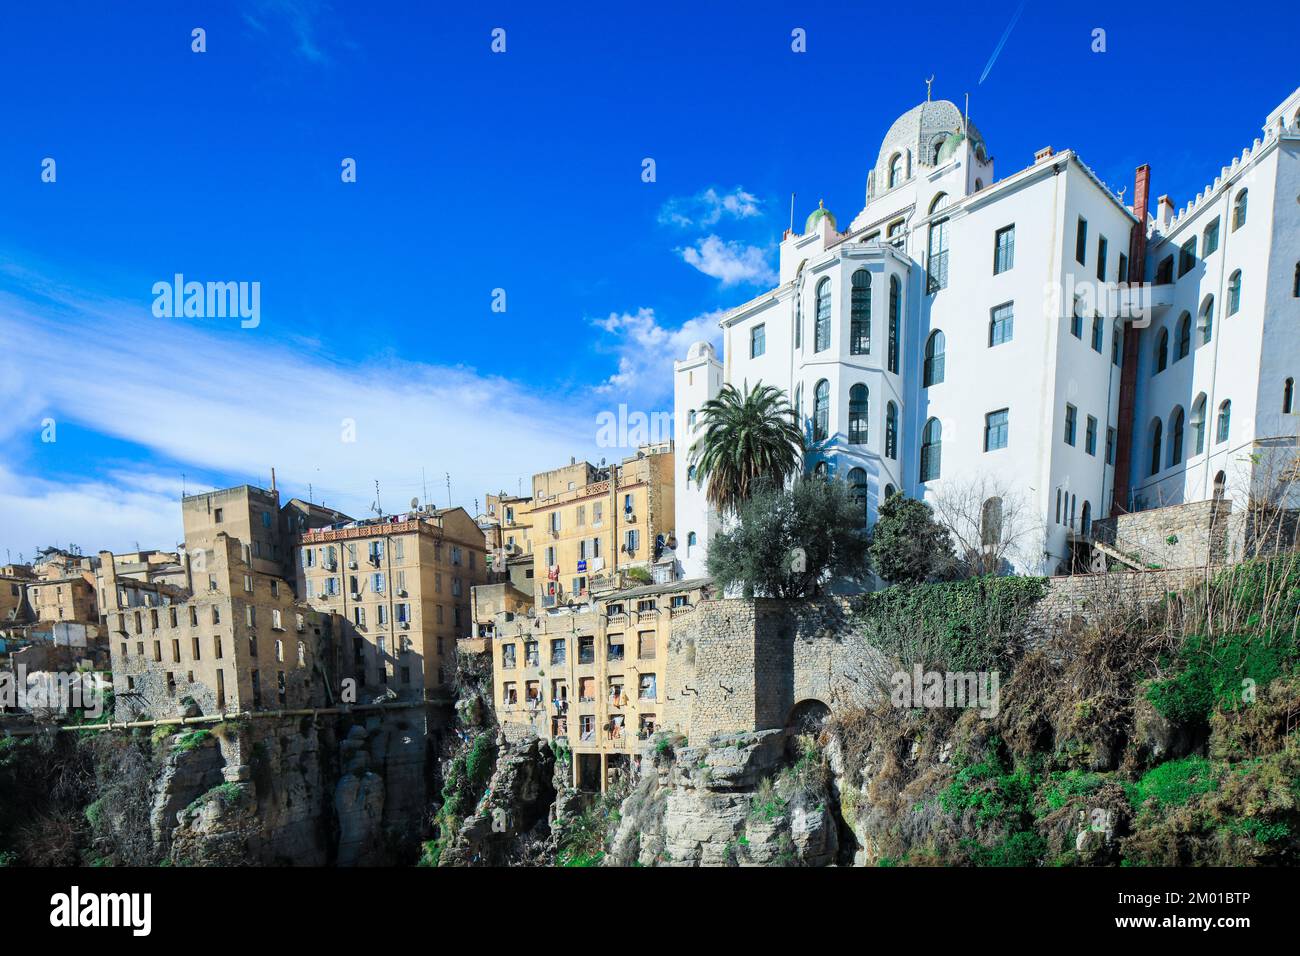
<box><xmin>104</xmin><ymin>534</ymin><xmax>339</xmax><ymax>718</ymax></box>
<box><xmin>529</xmin><ymin>444</ymin><xmax>676</xmax><ymax>608</ymax></box>
<box><xmin>295</xmin><ymin>506</ymin><xmax>487</xmax><ymax>698</ymax></box>
<box><xmin>488</xmin><ymin>577</ymin><xmax>709</xmax><ymax>791</ymax></box>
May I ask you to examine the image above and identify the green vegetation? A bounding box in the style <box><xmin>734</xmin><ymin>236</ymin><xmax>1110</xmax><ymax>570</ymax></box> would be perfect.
<box><xmin>1128</xmin><ymin>756</ymin><xmax>1221</xmax><ymax>812</ymax></box>
<box><xmin>706</xmin><ymin>476</ymin><xmax>871</xmax><ymax>598</ymax></box>
<box><xmin>173</xmin><ymin>730</ymin><xmax>213</xmax><ymax>753</ymax></box>
<box><xmin>868</xmin><ymin>493</ymin><xmax>955</xmax><ymax>585</ymax></box>
<box><xmin>556</xmin><ymin>793</ymin><xmax>622</xmax><ymax>867</ymax></box>
<box><xmin>688</xmin><ymin>382</ymin><xmax>804</xmax><ymax>516</ymax></box>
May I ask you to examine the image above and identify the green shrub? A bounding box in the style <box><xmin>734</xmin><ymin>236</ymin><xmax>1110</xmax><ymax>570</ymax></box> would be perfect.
<box><xmin>1129</xmin><ymin>756</ymin><xmax>1220</xmax><ymax>811</ymax></box>
<box><xmin>1146</xmin><ymin>630</ymin><xmax>1296</xmax><ymax>726</ymax></box>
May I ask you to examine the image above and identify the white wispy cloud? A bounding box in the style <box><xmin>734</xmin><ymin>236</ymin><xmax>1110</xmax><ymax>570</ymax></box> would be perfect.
<box><xmin>0</xmin><ymin>279</ymin><xmax>598</xmax><ymax>554</ymax></box>
<box><xmin>658</xmin><ymin>187</ymin><xmax>763</xmax><ymax>228</ymax></box>
<box><xmin>591</xmin><ymin>307</ymin><xmax>724</xmax><ymax>405</ymax></box>
<box><xmin>678</xmin><ymin>235</ymin><xmax>777</xmax><ymax>287</ymax></box>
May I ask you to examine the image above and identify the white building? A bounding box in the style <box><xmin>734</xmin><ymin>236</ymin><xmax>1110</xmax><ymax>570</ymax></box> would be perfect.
<box><xmin>674</xmin><ymin>87</ymin><xmax>1300</xmax><ymax>579</ymax></box>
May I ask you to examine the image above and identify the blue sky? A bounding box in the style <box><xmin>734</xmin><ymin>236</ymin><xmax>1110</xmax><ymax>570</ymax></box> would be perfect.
<box><xmin>1</xmin><ymin>0</ymin><xmax>1294</xmax><ymax>557</ymax></box>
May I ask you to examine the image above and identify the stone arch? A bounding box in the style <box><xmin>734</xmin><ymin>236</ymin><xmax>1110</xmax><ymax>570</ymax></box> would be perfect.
<box><xmin>785</xmin><ymin>698</ymin><xmax>831</xmax><ymax>736</ymax></box>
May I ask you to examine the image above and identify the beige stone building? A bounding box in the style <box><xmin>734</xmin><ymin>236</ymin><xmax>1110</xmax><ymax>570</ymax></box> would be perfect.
<box><xmin>183</xmin><ymin>484</ymin><xmax>286</xmax><ymax>578</ymax></box>
<box><xmin>489</xmin><ymin>577</ymin><xmax>709</xmax><ymax>791</ymax></box>
<box><xmin>529</xmin><ymin>444</ymin><xmax>676</xmax><ymax>609</ymax></box>
<box><xmin>295</xmin><ymin>507</ymin><xmax>487</xmax><ymax>699</ymax></box>
<box><xmin>104</xmin><ymin>534</ymin><xmax>340</xmax><ymax>718</ymax></box>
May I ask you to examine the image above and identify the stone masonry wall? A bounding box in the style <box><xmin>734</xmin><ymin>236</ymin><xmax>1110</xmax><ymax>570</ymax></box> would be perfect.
<box><xmin>1091</xmin><ymin>499</ymin><xmax>1231</xmax><ymax>569</ymax></box>
<box><xmin>667</xmin><ymin>566</ymin><xmax>1224</xmax><ymax>742</ymax></box>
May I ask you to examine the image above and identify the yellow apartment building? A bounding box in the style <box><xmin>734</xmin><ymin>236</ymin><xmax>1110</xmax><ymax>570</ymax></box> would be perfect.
<box><xmin>489</xmin><ymin>576</ymin><xmax>710</xmax><ymax>791</ymax></box>
<box><xmin>529</xmin><ymin>444</ymin><xmax>675</xmax><ymax>609</ymax></box>
<box><xmin>102</xmin><ymin>535</ymin><xmax>339</xmax><ymax>718</ymax></box>
<box><xmin>295</xmin><ymin>507</ymin><xmax>487</xmax><ymax>698</ymax></box>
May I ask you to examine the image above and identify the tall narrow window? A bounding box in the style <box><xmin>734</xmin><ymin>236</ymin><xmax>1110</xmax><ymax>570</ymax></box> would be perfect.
<box><xmin>1118</xmin><ymin>253</ymin><xmax>1129</xmax><ymax>283</ymax></box>
<box><xmin>1191</xmin><ymin>394</ymin><xmax>1207</xmax><ymax>455</ymax></box>
<box><xmin>750</xmin><ymin>323</ymin><xmax>765</xmax><ymax>358</ymax></box>
<box><xmin>927</xmin><ymin>215</ymin><xmax>949</xmax><ymax>292</ymax></box>
<box><xmin>994</xmin><ymin>225</ymin><xmax>1015</xmax><ymax>274</ymax></box>
<box><xmin>885</xmin><ymin>402</ymin><xmax>898</xmax><ymax>459</ymax></box>
<box><xmin>981</xmin><ymin>497</ymin><xmax>1004</xmax><ymax>546</ymax></box>
<box><xmin>984</xmin><ymin>409</ymin><xmax>1009</xmax><ymax>451</ymax></box>
<box><xmin>1071</xmin><ymin>296</ymin><xmax>1083</xmax><ymax>338</ymax></box>
<box><xmin>1176</xmin><ymin>312</ymin><xmax>1191</xmax><ymax>360</ymax></box>
<box><xmin>1200</xmin><ymin>295</ymin><xmax>1214</xmax><ymax>345</ymax></box>
<box><xmin>1232</xmin><ymin>189</ymin><xmax>1248</xmax><ymax>230</ymax></box>
<box><xmin>923</xmin><ymin>330</ymin><xmax>946</xmax><ymax>386</ymax></box>
<box><xmin>1086</xmin><ymin>415</ymin><xmax>1097</xmax><ymax>456</ymax></box>
<box><xmin>850</xmin><ymin>270</ymin><xmax>871</xmax><ymax>354</ymax></box>
<box><xmin>794</xmin><ymin>284</ymin><xmax>802</xmax><ymax>348</ymax></box>
<box><xmin>1091</xmin><ymin>314</ymin><xmax>1103</xmax><ymax>353</ymax></box>
<box><xmin>1064</xmin><ymin>404</ymin><xmax>1077</xmax><ymax>446</ymax></box>
<box><xmin>847</xmin><ymin>467</ymin><xmax>868</xmax><ymax>523</ymax></box>
<box><xmin>888</xmin><ymin>153</ymin><xmax>903</xmax><ymax>188</ymax></box>
<box><xmin>990</xmin><ymin>302</ymin><xmax>1014</xmax><ymax>346</ymax></box>
<box><xmin>1284</xmin><ymin>378</ymin><xmax>1295</xmax><ymax>414</ymax></box>
<box><xmin>1097</xmin><ymin>236</ymin><xmax>1108</xmax><ymax>281</ymax></box>
<box><xmin>1075</xmin><ymin>216</ymin><xmax>1088</xmax><ymax>265</ymax></box>
<box><xmin>1178</xmin><ymin>237</ymin><xmax>1196</xmax><ymax>277</ymax></box>
<box><xmin>1217</xmin><ymin>399</ymin><xmax>1232</xmax><ymax>443</ymax></box>
<box><xmin>813</xmin><ymin>380</ymin><xmax>830</xmax><ymax>442</ymax></box>
<box><xmin>1149</xmin><ymin>419</ymin><xmax>1163</xmax><ymax>476</ymax></box>
<box><xmin>1227</xmin><ymin>271</ymin><xmax>1242</xmax><ymax>315</ymax></box>
<box><xmin>1081</xmin><ymin>501</ymin><xmax>1093</xmax><ymax>535</ymax></box>
<box><xmin>814</xmin><ymin>278</ymin><xmax>831</xmax><ymax>351</ymax></box>
<box><xmin>1203</xmin><ymin>217</ymin><xmax>1220</xmax><ymax>256</ymax></box>
<box><xmin>1112</xmin><ymin>323</ymin><xmax>1122</xmax><ymax>366</ymax></box>
<box><xmin>920</xmin><ymin>418</ymin><xmax>942</xmax><ymax>481</ymax></box>
<box><xmin>887</xmin><ymin>276</ymin><xmax>900</xmax><ymax>373</ymax></box>
<box><xmin>1169</xmin><ymin>406</ymin><xmax>1185</xmax><ymax>466</ymax></box>
<box><xmin>1154</xmin><ymin>328</ymin><xmax>1168</xmax><ymax>374</ymax></box>
<box><xmin>848</xmin><ymin>384</ymin><xmax>869</xmax><ymax>444</ymax></box>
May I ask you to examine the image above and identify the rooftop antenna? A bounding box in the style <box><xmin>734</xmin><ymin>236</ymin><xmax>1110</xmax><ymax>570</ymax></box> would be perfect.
<box><xmin>445</xmin><ymin>472</ymin><xmax>452</xmax><ymax>508</ymax></box>
<box><xmin>788</xmin><ymin>192</ymin><xmax>796</xmax><ymax>234</ymax></box>
<box><xmin>422</xmin><ymin>468</ymin><xmax>430</xmax><ymax>508</ymax></box>
<box><xmin>410</xmin><ymin>497</ymin><xmax>420</xmax><ymax>514</ymax></box>
<box><xmin>373</xmin><ymin>479</ymin><xmax>382</xmax><ymax>517</ymax></box>
<box><xmin>926</xmin><ymin>75</ymin><xmax>934</xmax><ymax>102</ymax></box>
<box><xmin>964</xmin><ymin>92</ymin><xmax>970</xmax><ymax>131</ymax></box>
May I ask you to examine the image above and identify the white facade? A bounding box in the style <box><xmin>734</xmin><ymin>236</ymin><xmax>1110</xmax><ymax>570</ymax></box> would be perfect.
<box><xmin>674</xmin><ymin>88</ymin><xmax>1300</xmax><ymax>577</ymax></box>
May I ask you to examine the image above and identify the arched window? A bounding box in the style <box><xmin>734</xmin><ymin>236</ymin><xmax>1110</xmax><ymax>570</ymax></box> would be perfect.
<box><xmin>1217</xmin><ymin>399</ymin><xmax>1232</xmax><ymax>444</ymax></box>
<box><xmin>923</xmin><ymin>330</ymin><xmax>946</xmax><ymax>386</ymax></box>
<box><xmin>794</xmin><ymin>283</ymin><xmax>802</xmax><ymax>349</ymax></box>
<box><xmin>929</xmin><ymin>192</ymin><xmax>949</xmax><ymax>214</ymax></box>
<box><xmin>686</xmin><ymin>531</ymin><xmax>697</xmax><ymax>555</ymax></box>
<box><xmin>1149</xmin><ymin>418</ymin><xmax>1163</xmax><ymax>476</ymax></box>
<box><xmin>1227</xmin><ymin>270</ymin><xmax>1242</xmax><ymax>315</ymax></box>
<box><xmin>885</xmin><ymin>401</ymin><xmax>898</xmax><ymax>459</ymax></box>
<box><xmin>1191</xmin><ymin>393</ymin><xmax>1207</xmax><ymax>455</ymax></box>
<box><xmin>884</xmin><ymin>483</ymin><xmax>897</xmax><ymax>500</ymax></box>
<box><xmin>1175</xmin><ymin>312</ymin><xmax>1191</xmax><ymax>360</ymax></box>
<box><xmin>848</xmin><ymin>384</ymin><xmax>869</xmax><ymax>444</ymax></box>
<box><xmin>1081</xmin><ymin>501</ymin><xmax>1093</xmax><ymax>535</ymax></box>
<box><xmin>687</xmin><ymin>465</ymin><xmax>696</xmax><ymax>485</ymax></box>
<box><xmin>688</xmin><ymin>409</ymin><xmax>696</xmax><ymax>430</ymax></box>
<box><xmin>847</xmin><ymin>467</ymin><xmax>868</xmax><ymax>522</ymax></box>
<box><xmin>927</xmin><ymin>214</ymin><xmax>949</xmax><ymax>292</ymax></box>
<box><xmin>980</xmin><ymin>497</ymin><xmax>1003</xmax><ymax>547</ymax></box>
<box><xmin>1199</xmin><ymin>295</ymin><xmax>1214</xmax><ymax>345</ymax></box>
<box><xmin>887</xmin><ymin>276</ymin><xmax>901</xmax><ymax>373</ymax></box>
<box><xmin>814</xmin><ymin>461</ymin><xmax>829</xmax><ymax>479</ymax></box>
<box><xmin>1213</xmin><ymin>470</ymin><xmax>1226</xmax><ymax>500</ymax></box>
<box><xmin>850</xmin><ymin>270</ymin><xmax>871</xmax><ymax>354</ymax></box>
<box><xmin>1285</xmin><ymin>378</ymin><xmax>1295</xmax><ymax>414</ymax></box>
<box><xmin>888</xmin><ymin>153</ymin><xmax>903</xmax><ymax>188</ymax></box>
<box><xmin>793</xmin><ymin>384</ymin><xmax>802</xmax><ymax>428</ymax></box>
<box><xmin>814</xmin><ymin>278</ymin><xmax>831</xmax><ymax>351</ymax></box>
<box><xmin>812</xmin><ymin>379</ymin><xmax>830</xmax><ymax>442</ymax></box>
<box><xmin>1169</xmin><ymin>406</ymin><xmax>1185</xmax><ymax>467</ymax></box>
<box><xmin>1232</xmin><ymin>188</ymin><xmax>1248</xmax><ymax>231</ymax></box>
<box><xmin>920</xmin><ymin>418</ymin><xmax>942</xmax><ymax>482</ymax></box>
<box><xmin>1154</xmin><ymin>328</ymin><xmax>1168</xmax><ymax>374</ymax></box>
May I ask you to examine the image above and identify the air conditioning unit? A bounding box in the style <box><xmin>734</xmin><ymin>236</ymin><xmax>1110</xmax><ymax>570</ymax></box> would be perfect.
<box><xmin>350</xmin><ymin>592</ymin><xmax>361</xmax><ymax>600</ymax></box>
<box><xmin>397</xmin><ymin>589</ymin><xmax>408</xmax><ymax>598</ymax></box>
<box><xmin>625</xmin><ymin>513</ymin><xmax>636</xmax><ymax>523</ymax></box>
<box><xmin>348</xmin><ymin>560</ymin><xmax>358</xmax><ymax>570</ymax></box>
<box><xmin>317</xmin><ymin>592</ymin><xmax>329</xmax><ymax>601</ymax></box>
<box><xmin>296</xmin><ymin>623</ymin><xmax>305</xmax><ymax>633</ymax></box>
<box><xmin>400</xmin><ymin>621</ymin><xmax>410</xmax><ymax>629</ymax></box>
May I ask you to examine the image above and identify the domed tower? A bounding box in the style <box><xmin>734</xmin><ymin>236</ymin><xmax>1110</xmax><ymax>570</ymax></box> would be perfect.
<box><xmin>865</xmin><ymin>99</ymin><xmax>989</xmax><ymax>202</ymax></box>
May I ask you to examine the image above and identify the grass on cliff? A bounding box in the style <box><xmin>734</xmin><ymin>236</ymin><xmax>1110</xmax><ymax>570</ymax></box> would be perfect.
<box><xmin>833</xmin><ymin>555</ymin><xmax>1300</xmax><ymax>867</ymax></box>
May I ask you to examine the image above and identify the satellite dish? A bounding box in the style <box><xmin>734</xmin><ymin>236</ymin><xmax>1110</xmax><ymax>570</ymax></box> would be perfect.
<box><xmin>410</xmin><ymin>497</ymin><xmax>420</xmax><ymax>510</ymax></box>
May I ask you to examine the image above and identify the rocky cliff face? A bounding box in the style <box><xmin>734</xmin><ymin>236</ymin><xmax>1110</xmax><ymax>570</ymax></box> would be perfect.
<box><xmin>607</xmin><ymin>730</ymin><xmax>841</xmax><ymax>867</ymax></box>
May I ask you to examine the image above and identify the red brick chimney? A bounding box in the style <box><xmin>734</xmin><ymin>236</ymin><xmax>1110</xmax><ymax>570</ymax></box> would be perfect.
<box><xmin>1110</xmin><ymin>164</ymin><xmax>1151</xmax><ymax>516</ymax></box>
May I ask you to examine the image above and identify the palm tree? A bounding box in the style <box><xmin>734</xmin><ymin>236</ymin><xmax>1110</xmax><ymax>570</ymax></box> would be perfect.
<box><xmin>689</xmin><ymin>382</ymin><xmax>804</xmax><ymax>515</ymax></box>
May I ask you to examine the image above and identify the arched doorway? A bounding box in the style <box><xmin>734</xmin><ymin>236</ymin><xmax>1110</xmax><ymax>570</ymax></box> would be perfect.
<box><xmin>786</xmin><ymin>699</ymin><xmax>831</xmax><ymax>737</ymax></box>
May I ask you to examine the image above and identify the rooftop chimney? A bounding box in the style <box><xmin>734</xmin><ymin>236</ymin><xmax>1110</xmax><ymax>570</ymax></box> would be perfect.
<box><xmin>1156</xmin><ymin>194</ymin><xmax>1174</xmax><ymax>228</ymax></box>
<box><xmin>1034</xmin><ymin>146</ymin><xmax>1055</xmax><ymax>163</ymax></box>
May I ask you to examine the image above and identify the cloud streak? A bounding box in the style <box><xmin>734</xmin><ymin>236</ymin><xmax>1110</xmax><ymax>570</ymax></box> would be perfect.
<box><xmin>678</xmin><ymin>235</ymin><xmax>777</xmax><ymax>287</ymax></box>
